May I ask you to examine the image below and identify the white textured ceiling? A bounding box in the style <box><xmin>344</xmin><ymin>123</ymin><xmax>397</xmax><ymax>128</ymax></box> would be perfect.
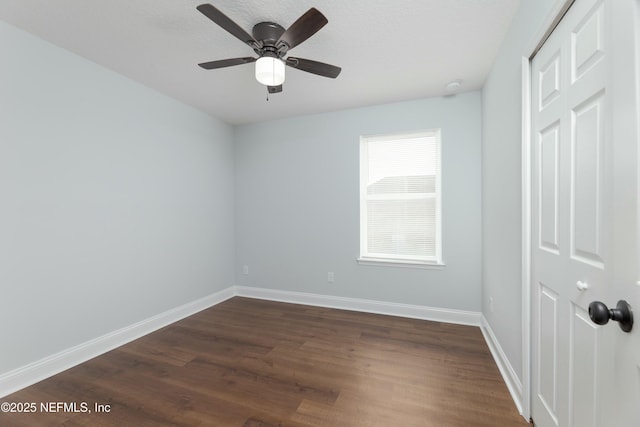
<box><xmin>0</xmin><ymin>0</ymin><xmax>519</xmax><ymax>125</ymax></box>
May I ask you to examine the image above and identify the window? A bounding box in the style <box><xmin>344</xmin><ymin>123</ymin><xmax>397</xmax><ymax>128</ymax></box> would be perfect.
<box><xmin>359</xmin><ymin>130</ymin><xmax>443</xmax><ymax>267</ymax></box>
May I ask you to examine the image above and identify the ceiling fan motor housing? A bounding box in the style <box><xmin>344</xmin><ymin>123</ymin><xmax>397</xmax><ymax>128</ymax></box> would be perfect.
<box><xmin>252</xmin><ymin>22</ymin><xmax>287</xmax><ymax>58</ymax></box>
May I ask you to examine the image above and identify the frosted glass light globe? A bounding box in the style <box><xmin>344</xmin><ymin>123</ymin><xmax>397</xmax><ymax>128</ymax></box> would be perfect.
<box><xmin>255</xmin><ymin>57</ymin><xmax>285</xmax><ymax>86</ymax></box>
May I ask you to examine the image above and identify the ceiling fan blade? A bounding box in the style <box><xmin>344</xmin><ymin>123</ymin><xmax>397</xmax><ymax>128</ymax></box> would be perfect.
<box><xmin>277</xmin><ymin>8</ymin><xmax>328</xmax><ymax>50</ymax></box>
<box><xmin>196</xmin><ymin>4</ymin><xmax>256</xmax><ymax>47</ymax></box>
<box><xmin>286</xmin><ymin>57</ymin><xmax>341</xmax><ymax>78</ymax></box>
<box><xmin>267</xmin><ymin>85</ymin><xmax>283</xmax><ymax>94</ymax></box>
<box><xmin>198</xmin><ymin>57</ymin><xmax>256</xmax><ymax>70</ymax></box>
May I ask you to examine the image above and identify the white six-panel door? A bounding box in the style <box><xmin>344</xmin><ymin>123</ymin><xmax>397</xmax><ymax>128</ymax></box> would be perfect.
<box><xmin>531</xmin><ymin>0</ymin><xmax>639</xmax><ymax>426</ymax></box>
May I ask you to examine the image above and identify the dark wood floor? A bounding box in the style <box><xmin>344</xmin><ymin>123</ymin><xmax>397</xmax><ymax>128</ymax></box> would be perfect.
<box><xmin>1</xmin><ymin>297</ymin><xmax>529</xmax><ymax>426</ymax></box>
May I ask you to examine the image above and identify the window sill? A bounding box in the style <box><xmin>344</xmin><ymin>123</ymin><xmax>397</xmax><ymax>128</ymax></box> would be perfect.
<box><xmin>356</xmin><ymin>258</ymin><xmax>446</xmax><ymax>270</ymax></box>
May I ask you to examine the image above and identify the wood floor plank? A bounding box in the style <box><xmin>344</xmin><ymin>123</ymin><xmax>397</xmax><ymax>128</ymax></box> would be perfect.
<box><xmin>0</xmin><ymin>297</ymin><xmax>529</xmax><ymax>426</ymax></box>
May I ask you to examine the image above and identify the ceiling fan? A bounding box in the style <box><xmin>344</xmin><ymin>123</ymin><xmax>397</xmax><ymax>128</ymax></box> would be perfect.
<box><xmin>196</xmin><ymin>3</ymin><xmax>341</xmax><ymax>94</ymax></box>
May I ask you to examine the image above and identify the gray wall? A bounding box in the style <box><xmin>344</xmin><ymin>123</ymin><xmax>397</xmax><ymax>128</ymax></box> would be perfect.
<box><xmin>235</xmin><ymin>93</ymin><xmax>482</xmax><ymax>311</ymax></box>
<box><xmin>0</xmin><ymin>21</ymin><xmax>235</xmax><ymax>375</ymax></box>
<box><xmin>482</xmin><ymin>0</ymin><xmax>559</xmax><ymax>383</ymax></box>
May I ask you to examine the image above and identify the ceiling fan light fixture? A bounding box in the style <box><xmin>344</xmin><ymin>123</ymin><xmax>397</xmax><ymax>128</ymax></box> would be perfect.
<box><xmin>196</xmin><ymin>4</ymin><xmax>340</xmax><ymax>94</ymax></box>
<box><xmin>255</xmin><ymin>56</ymin><xmax>285</xmax><ymax>86</ymax></box>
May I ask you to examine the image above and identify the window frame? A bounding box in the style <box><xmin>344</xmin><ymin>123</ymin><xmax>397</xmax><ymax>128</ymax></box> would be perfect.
<box><xmin>358</xmin><ymin>130</ymin><xmax>444</xmax><ymax>268</ymax></box>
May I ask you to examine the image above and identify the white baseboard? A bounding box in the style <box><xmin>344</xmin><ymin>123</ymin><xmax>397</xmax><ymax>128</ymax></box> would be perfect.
<box><xmin>480</xmin><ymin>315</ymin><xmax>524</xmax><ymax>415</ymax></box>
<box><xmin>235</xmin><ymin>286</ymin><xmax>482</xmax><ymax>326</ymax></box>
<box><xmin>0</xmin><ymin>286</ymin><xmax>235</xmax><ymax>398</ymax></box>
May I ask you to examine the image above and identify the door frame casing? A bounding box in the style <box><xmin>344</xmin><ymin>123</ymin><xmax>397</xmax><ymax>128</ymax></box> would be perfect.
<box><xmin>520</xmin><ymin>0</ymin><xmax>575</xmax><ymax>421</ymax></box>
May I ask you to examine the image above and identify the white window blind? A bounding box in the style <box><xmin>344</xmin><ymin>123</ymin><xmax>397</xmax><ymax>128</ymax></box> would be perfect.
<box><xmin>359</xmin><ymin>131</ymin><xmax>442</xmax><ymax>265</ymax></box>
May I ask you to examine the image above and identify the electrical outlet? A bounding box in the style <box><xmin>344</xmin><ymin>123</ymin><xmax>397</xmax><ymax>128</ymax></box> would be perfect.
<box><xmin>243</xmin><ymin>265</ymin><xmax>249</xmax><ymax>275</ymax></box>
<box><xmin>327</xmin><ymin>272</ymin><xmax>335</xmax><ymax>283</ymax></box>
<box><xmin>489</xmin><ymin>297</ymin><xmax>494</xmax><ymax>313</ymax></box>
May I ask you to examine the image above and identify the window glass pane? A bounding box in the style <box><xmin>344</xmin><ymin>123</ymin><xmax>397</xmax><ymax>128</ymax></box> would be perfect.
<box><xmin>366</xmin><ymin>198</ymin><xmax>436</xmax><ymax>257</ymax></box>
<box><xmin>367</xmin><ymin>175</ymin><xmax>436</xmax><ymax>195</ymax></box>
<box><xmin>367</xmin><ymin>137</ymin><xmax>437</xmax><ymax>185</ymax></box>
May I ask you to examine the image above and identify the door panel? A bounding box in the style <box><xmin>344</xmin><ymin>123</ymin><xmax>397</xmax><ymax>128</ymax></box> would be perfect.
<box><xmin>572</xmin><ymin>2</ymin><xmax>604</xmax><ymax>81</ymax></box>
<box><xmin>568</xmin><ymin>304</ymin><xmax>599</xmax><ymax>427</ymax></box>
<box><xmin>570</xmin><ymin>92</ymin><xmax>605</xmax><ymax>267</ymax></box>
<box><xmin>537</xmin><ymin>283</ymin><xmax>559</xmax><ymax>425</ymax></box>
<box><xmin>540</xmin><ymin>53</ymin><xmax>562</xmax><ymax>109</ymax></box>
<box><xmin>539</xmin><ymin>123</ymin><xmax>560</xmax><ymax>253</ymax></box>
